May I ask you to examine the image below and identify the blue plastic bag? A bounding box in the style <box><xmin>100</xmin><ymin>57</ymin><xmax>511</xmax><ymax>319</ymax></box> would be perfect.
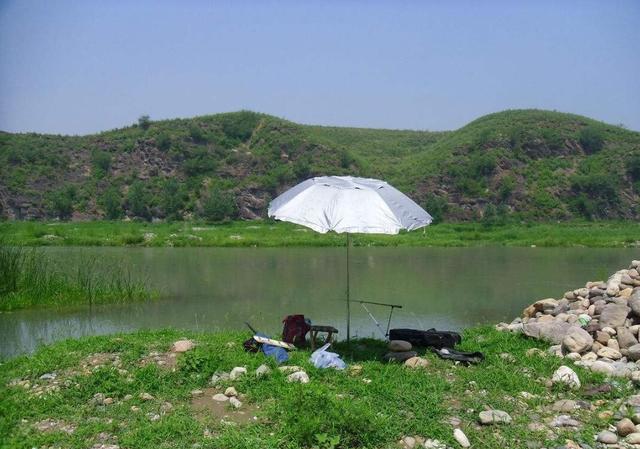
<box><xmin>310</xmin><ymin>343</ymin><xmax>346</xmax><ymax>370</ymax></box>
<box><xmin>256</xmin><ymin>332</ymin><xmax>289</xmax><ymax>364</ymax></box>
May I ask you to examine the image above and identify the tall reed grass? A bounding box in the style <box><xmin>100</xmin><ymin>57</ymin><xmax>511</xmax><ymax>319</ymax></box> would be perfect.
<box><xmin>0</xmin><ymin>243</ymin><xmax>154</xmax><ymax>311</ymax></box>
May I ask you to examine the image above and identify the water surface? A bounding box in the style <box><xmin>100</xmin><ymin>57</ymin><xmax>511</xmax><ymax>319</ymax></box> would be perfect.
<box><xmin>1</xmin><ymin>246</ymin><xmax>637</xmax><ymax>358</ymax></box>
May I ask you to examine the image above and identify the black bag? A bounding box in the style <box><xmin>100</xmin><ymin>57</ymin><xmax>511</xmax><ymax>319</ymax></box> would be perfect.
<box><xmin>389</xmin><ymin>328</ymin><xmax>462</xmax><ymax>349</ymax></box>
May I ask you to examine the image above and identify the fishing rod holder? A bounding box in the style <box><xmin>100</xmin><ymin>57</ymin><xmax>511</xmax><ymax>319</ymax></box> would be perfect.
<box><xmin>355</xmin><ymin>300</ymin><xmax>403</xmax><ymax>339</ymax></box>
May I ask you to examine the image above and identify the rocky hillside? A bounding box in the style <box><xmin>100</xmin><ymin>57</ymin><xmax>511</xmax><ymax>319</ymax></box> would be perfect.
<box><xmin>1</xmin><ymin>109</ymin><xmax>639</xmax><ymax>222</ymax></box>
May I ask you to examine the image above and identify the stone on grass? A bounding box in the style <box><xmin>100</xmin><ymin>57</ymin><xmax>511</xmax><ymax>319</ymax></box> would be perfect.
<box><xmin>229</xmin><ymin>367</ymin><xmax>247</xmax><ymax>380</ymax></box>
<box><xmin>229</xmin><ymin>397</ymin><xmax>242</xmax><ymax>409</ymax></box>
<box><xmin>212</xmin><ymin>393</ymin><xmax>228</xmax><ymax>402</ymax></box>
<box><xmin>286</xmin><ymin>371</ymin><xmax>310</xmax><ymax>384</ymax></box>
<box><xmin>453</xmin><ymin>428</ymin><xmax>470</xmax><ymax>448</ymax></box>
<box><xmin>388</xmin><ymin>340</ymin><xmax>412</xmax><ymax>352</ymax></box>
<box><xmin>255</xmin><ymin>364</ymin><xmax>271</xmax><ymax>377</ymax></box>
<box><xmin>224</xmin><ymin>387</ymin><xmax>237</xmax><ymax>397</ymax></box>
<box><xmin>562</xmin><ymin>326</ymin><xmax>593</xmax><ymax>353</ymax></box>
<box><xmin>171</xmin><ymin>339</ymin><xmax>195</xmax><ymax>353</ymax></box>
<box><xmin>478</xmin><ymin>410</ymin><xmax>512</xmax><ymax>425</ymax></box>
<box><xmin>551</xmin><ymin>366</ymin><xmax>580</xmax><ymax>389</ymax></box>
<box><xmin>278</xmin><ymin>365</ymin><xmax>302</xmax><ymax>373</ymax></box>
<box><xmin>550</xmin><ymin>415</ymin><xmax>581</xmax><ymax>427</ymax></box>
<box><xmin>404</xmin><ymin>357</ymin><xmax>430</xmax><ymax>369</ymax></box>
<box><xmin>191</xmin><ymin>389</ymin><xmax>203</xmax><ymax>397</ymax></box>
<box><xmin>139</xmin><ymin>392</ymin><xmax>154</xmax><ymax>401</ymax></box>
<box><xmin>383</xmin><ymin>351</ymin><xmax>418</xmax><ymax>363</ymax></box>
<box><xmin>596</xmin><ymin>430</ymin><xmax>618</xmax><ymax>444</ymax></box>
<box><xmin>551</xmin><ymin>399</ymin><xmax>576</xmax><ymax>413</ymax></box>
<box><xmin>616</xmin><ymin>418</ymin><xmax>636</xmax><ymax>437</ymax></box>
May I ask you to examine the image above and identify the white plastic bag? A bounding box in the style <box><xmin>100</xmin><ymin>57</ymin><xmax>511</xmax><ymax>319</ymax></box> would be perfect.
<box><xmin>309</xmin><ymin>343</ymin><xmax>346</xmax><ymax>370</ymax></box>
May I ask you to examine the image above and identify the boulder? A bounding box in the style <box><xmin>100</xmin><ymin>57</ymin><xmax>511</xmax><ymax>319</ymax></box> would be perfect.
<box><xmin>551</xmin><ymin>366</ymin><xmax>580</xmax><ymax>389</ymax></box>
<box><xmin>599</xmin><ymin>303</ymin><xmax>629</xmax><ymax>328</ymax></box>
<box><xmin>597</xmin><ymin>431</ymin><xmax>618</xmax><ymax>444</ymax></box>
<box><xmin>229</xmin><ymin>367</ymin><xmax>247</xmax><ymax>380</ymax></box>
<box><xmin>523</xmin><ymin>298</ymin><xmax>558</xmax><ymax>318</ymax></box>
<box><xmin>597</xmin><ymin>347</ymin><xmax>622</xmax><ymax>360</ymax></box>
<box><xmin>630</xmin><ymin>289</ymin><xmax>640</xmax><ymax>316</ymax></box>
<box><xmin>590</xmin><ymin>361</ymin><xmax>615</xmax><ymax>375</ymax></box>
<box><xmin>388</xmin><ymin>340</ymin><xmax>412</xmax><ymax>352</ymax></box>
<box><xmin>596</xmin><ymin>331</ymin><xmax>610</xmax><ymax>344</ymax></box>
<box><xmin>523</xmin><ymin>321</ymin><xmax>572</xmax><ymax>344</ymax></box>
<box><xmin>627</xmin><ymin>344</ymin><xmax>640</xmax><ymax>361</ymax></box>
<box><xmin>616</xmin><ymin>418</ymin><xmax>636</xmax><ymax>437</ymax></box>
<box><xmin>561</xmin><ymin>327</ymin><xmax>593</xmax><ymax>353</ymax></box>
<box><xmin>627</xmin><ymin>433</ymin><xmax>640</xmax><ymax>444</ymax></box>
<box><xmin>616</xmin><ymin>327</ymin><xmax>638</xmax><ymax>349</ymax></box>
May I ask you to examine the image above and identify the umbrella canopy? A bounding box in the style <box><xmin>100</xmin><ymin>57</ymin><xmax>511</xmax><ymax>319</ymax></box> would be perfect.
<box><xmin>268</xmin><ymin>175</ymin><xmax>433</xmax><ymax>342</ymax></box>
<box><xmin>268</xmin><ymin>176</ymin><xmax>432</xmax><ymax>234</ymax></box>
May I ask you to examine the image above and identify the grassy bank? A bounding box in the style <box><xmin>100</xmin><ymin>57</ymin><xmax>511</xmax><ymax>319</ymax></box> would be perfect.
<box><xmin>0</xmin><ymin>244</ymin><xmax>155</xmax><ymax>311</ymax></box>
<box><xmin>1</xmin><ymin>220</ymin><xmax>640</xmax><ymax>248</ymax></box>
<box><xmin>0</xmin><ymin>327</ymin><xmax>632</xmax><ymax>449</ymax></box>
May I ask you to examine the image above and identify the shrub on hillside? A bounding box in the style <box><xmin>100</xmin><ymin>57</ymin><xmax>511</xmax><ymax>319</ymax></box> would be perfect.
<box><xmin>220</xmin><ymin>111</ymin><xmax>261</xmax><ymax>142</ymax></box>
<box><xmin>101</xmin><ymin>187</ymin><xmax>122</xmax><ymax>220</ymax></box>
<box><xmin>189</xmin><ymin>124</ymin><xmax>207</xmax><ymax>144</ymax></box>
<box><xmin>156</xmin><ymin>132</ymin><xmax>171</xmax><ymax>152</ymax></box>
<box><xmin>183</xmin><ymin>149</ymin><xmax>217</xmax><ymax>176</ymax></box>
<box><xmin>569</xmin><ymin>173</ymin><xmax>619</xmax><ymax>219</ymax></box>
<box><xmin>127</xmin><ymin>181</ymin><xmax>150</xmax><ymax>220</ymax></box>
<box><xmin>578</xmin><ymin>125</ymin><xmax>605</xmax><ymax>154</ymax></box>
<box><xmin>161</xmin><ymin>178</ymin><xmax>185</xmax><ymax>221</ymax></box>
<box><xmin>200</xmin><ymin>187</ymin><xmax>237</xmax><ymax>222</ymax></box>
<box><xmin>497</xmin><ymin>175</ymin><xmax>516</xmax><ymax>201</ymax></box>
<box><xmin>628</xmin><ymin>154</ymin><xmax>640</xmax><ymax>182</ymax></box>
<box><xmin>470</xmin><ymin>153</ymin><xmax>497</xmax><ymax>177</ymax></box>
<box><xmin>91</xmin><ymin>150</ymin><xmax>112</xmax><ymax>178</ymax></box>
<box><xmin>424</xmin><ymin>196</ymin><xmax>448</xmax><ymax>224</ymax></box>
<box><xmin>48</xmin><ymin>186</ymin><xmax>76</xmax><ymax>220</ymax></box>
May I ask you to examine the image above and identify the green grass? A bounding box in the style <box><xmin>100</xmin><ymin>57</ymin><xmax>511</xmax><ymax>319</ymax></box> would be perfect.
<box><xmin>0</xmin><ymin>327</ymin><xmax>631</xmax><ymax>448</ymax></box>
<box><xmin>1</xmin><ymin>220</ymin><xmax>639</xmax><ymax>248</ymax></box>
<box><xmin>0</xmin><ymin>243</ymin><xmax>155</xmax><ymax>311</ymax></box>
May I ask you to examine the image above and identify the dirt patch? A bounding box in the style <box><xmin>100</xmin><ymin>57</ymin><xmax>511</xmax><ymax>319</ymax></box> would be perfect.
<box><xmin>190</xmin><ymin>387</ymin><xmax>261</xmax><ymax>426</ymax></box>
<box><xmin>140</xmin><ymin>351</ymin><xmax>178</xmax><ymax>371</ymax></box>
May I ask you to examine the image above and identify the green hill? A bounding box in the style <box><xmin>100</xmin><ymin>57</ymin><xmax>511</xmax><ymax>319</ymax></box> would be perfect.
<box><xmin>1</xmin><ymin>109</ymin><xmax>639</xmax><ymax>222</ymax></box>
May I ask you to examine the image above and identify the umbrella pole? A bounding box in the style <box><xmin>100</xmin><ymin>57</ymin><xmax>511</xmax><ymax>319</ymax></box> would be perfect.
<box><xmin>346</xmin><ymin>232</ymin><xmax>351</xmax><ymax>343</ymax></box>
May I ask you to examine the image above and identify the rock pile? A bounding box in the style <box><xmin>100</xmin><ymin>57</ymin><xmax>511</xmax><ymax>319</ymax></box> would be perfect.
<box><xmin>384</xmin><ymin>340</ymin><xmax>417</xmax><ymax>362</ymax></box>
<box><xmin>497</xmin><ymin>260</ymin><xmax>640</xmax><ymax>380</ymax></box>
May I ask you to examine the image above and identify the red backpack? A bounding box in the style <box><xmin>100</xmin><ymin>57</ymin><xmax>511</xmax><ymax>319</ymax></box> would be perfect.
<box><xmin>282</xmin><ymin>315</ymin><xmax>311</xmax><ymax>347</ymax></box>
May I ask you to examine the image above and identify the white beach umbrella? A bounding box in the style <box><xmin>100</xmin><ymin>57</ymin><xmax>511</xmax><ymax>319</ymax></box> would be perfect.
<box><xmin>268</xmin><ymin>176</ymin><xmax>433</xmax><ymax>341</ymax></box>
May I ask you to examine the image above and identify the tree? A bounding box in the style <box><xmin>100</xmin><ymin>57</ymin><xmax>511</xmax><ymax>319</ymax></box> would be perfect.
<box><xmin>101</xmin><ymin>186</ymin><xmax>122</xmax><ymax>219</ymax></box>
<box><xmin>138</xmin><ymin>115</ymin><xmax>151</xmax><ymax>130</ymax></box>
<box><xmin>127</xmin><ymin>181</ymin><xmax>150</xmax><ymax>220</ymax></box>
<box><xmin>91</xmin><ymin>150</ymin><xmax>112</xmax><ymax>178</ymax></box>
<box><xmin>161</xmin><ymin>178</ymin><xmax>184</xmax><ymax>221</ymax></box>
<box><xmin>200</xmin><ymin>187</ymin><xmax>237</xmax><ymax>222</ymax></box>
<box><xmin>424</xmin><ymin>196</ymin><xmax>448</xmax><ymax>224</ymax></box>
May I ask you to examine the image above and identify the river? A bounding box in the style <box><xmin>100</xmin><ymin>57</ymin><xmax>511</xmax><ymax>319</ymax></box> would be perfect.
<box><xmin>1</xmin><ymin>246</ymin><xmax>637</xmax><ymax>357</ymax></box>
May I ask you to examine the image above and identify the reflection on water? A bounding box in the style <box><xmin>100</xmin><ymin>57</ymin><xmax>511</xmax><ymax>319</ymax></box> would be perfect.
<box><xmin>1</xmin><ymin>246</ymin><xmax>637</xmax><ymax>357</ymax></box>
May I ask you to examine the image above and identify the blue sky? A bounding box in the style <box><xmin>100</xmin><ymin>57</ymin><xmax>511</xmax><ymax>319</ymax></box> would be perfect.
<box><xmin>0</xmin><ymin>0</ymin><xmax>638</xmax><ymax>134</ymax></box>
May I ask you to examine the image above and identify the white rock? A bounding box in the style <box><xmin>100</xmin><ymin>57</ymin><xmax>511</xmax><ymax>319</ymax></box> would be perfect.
<box><xmin>551</xmin><ymin>366</ymin><xmax>581</xmax><ymax>389</ymax></box>
<box><xmin>278</xmin><ymin>365</ymin><xmax>302</xmax><ymax>373</ymax></box>
<box><xmin>478</xmin><ymin>409</ymin><xmax>512</xmax><ymax>425</ymax></box>
<box><xmin>212</xmin><ymin>393</ymin><xmax>228</xmax><ymax>402</ymax></box>
<box><xmin>229</xmin><ymin>367</ymin><xmax>247</xmax><ymax>380</ymax></box>
<box><xmin>171</xmin><ymin>339</ymin><xmax>195</xmax><ymax>353</ymax></box>
<box><xmin>286</xmin><ymin>371</ymin><xmax>310</xmax><ymax>383</ymax></box>
<box><xmin>255</xmin><ymin>364</ymin><xmax>271</xmax><ymax>377</ymax></box>
<box><xmin>229</xmin><ymin>397</ymin><xmax>242</xmax><ymax>409</ymax></box>
<box><xmin>224</xmin><ymin>387</ymin><xmax>238</xmax><ymax>397</ymax></box>
<box><xmin>453</xmin><ymin>428</ymin><xmax>470</xmax><ymax>447</ymax></box>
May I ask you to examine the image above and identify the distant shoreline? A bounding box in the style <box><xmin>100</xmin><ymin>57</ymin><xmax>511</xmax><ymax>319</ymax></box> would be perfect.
<box><xmin>1</xmin><ymin>220</ymin><xmax>639</xmax><ymax>248</ymax></box>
